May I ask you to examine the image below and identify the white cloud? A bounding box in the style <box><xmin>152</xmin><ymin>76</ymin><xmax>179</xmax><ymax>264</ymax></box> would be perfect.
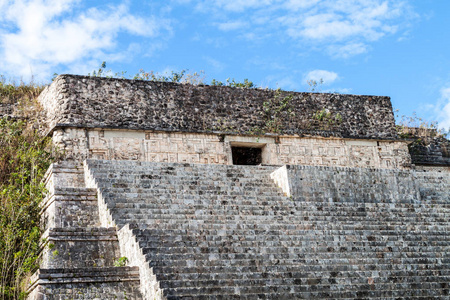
<box><xmin>210</xmin><ymin>0</ymin><xmax>275</xmax><ymax>13</ymax></box>
<box><xmin>304</xmin><ymin>69</ymin><xmax>338</xmax><ymax>85</ymax></box>
<box><xmin>217</xmin><ymin>21</ymin><xmax>247</xmax><ymax>31</ymax></box>
<box><xmin>195</xmin><ymin>0</ymin><xmax>411</xmax><ymax>58</ymax></box>
<box><xmin>247</xmin><ymin>57</ymin><xmax>286</xmax><ymax>71</ymax></box>
<box><xmin>0</xmin><ymin>0</ymin><xmax>170</xmax><ymax>80</ymax></box>
<box><xmin>436</xmin><ymin>87</ymin><xmax>450</xmax><ymax>129</ymax></box>
<box><xmin>275</xmin><ymin>76</ymin><xmax>298</xmax><ymax>90</ymax></box>
<box><xmin>441</xmin><ymin>87</ymin><xmax>450</xmax><ymax>100</ymax></box>
<box><xmin>327</xmin><ymin>42</ymin><xmax>368</xmax><ymax>58</ymax></box>
<box><xmin>284</xmin><ymin>0</ymin><xmax>320</xmax><ymax>10</ymax></box>
<box><xmin>204</xmin><ymin>56</ymin><xmax>226</xmax><ymax>72</ymax></box>
<box><xmin>333</xmin><ymin>87</ymin><xmax>352</xmax><ymax>94</ymax></box>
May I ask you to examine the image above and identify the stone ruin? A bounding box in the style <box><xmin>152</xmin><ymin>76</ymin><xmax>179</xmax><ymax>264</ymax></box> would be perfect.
<box><xmin>26</xmin><ymin>75</ymin><xmax>449</xmax><ymax>299</ymax></box>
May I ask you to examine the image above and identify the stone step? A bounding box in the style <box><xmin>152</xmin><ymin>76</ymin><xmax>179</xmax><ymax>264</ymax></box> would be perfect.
<box><xmin>91</xmin><ymin>171</ymin><xmax>276</xmax><ymax>182</ymax></box>
<box><xmin>91</xmin><ymin>173</ymin><xmax>275</xmax><ymax>183</ymax></box>
<box><xmin>103</xmin><ymin>192</ymin><xmax>283</xmax><ymax>201</ymax></box>
<box><xmin>161</xmin><ymin>280</ymin><xmax>449</xmax><ymax>298</ymax></box>
<box><xmin>94</xmin><ymin>173</ymin><xmax>276</xmax><ymax>181</ymax></box>
<box><xmin>139</xmin><ymin>239</ymin><xmax>450</xmax><ymax>251</ymax></box>
<box><xmin>52</xmin><ymin>193</ymin><xmax>98</xmax><ymax>201</ymax></box>
<box><xmin>102</xmin><ymin>185</ymin><xmax>279</xmax><ymax>193</ymax></box>
<box><xmin>298</xmin><ymin>201</ymin><xmax>450</xmax><ymax>211</ymax></box>
<box><xmin>134</xmin><ymin>228</ymin><xmax>450</xmax><ymax>243</ymax></box>
<box><xmin>159</xmin><ymin>274</ymin><xmax>450</xmax><ymax>292</ymax></box>
<box><xmin>137</xmin><ymin>237</ymin><xmax>450</xmax><ymax>249</ymax></box>
<box><xmin>107</xmin><ymin>202</ymin><xmax>450</xmax><ymax>219</ymax></box>
<box><xmin>94</xmin><ymin>176</ymin><xmax>274</xmax><ymax>186</ymax></box>
<box><xmin>164</xmin><ymin>291</ymin><xmax>447</xmax><ymax>300</ymax></box>
<box><xmin>124</xmin><ymin>219</ymin><xmax>450</xmax><ymax>233</ymax></box>
<box><xmin>110</xmin><ymin>207</ymin><xmax>449</xmax><ymax>222</ymax></box>
<box><xmin>104</xmin><ymin>195</ymin><xmax>450</xmax><ymax>211</ymax></box>
<box><xmin>54</xmin><ymin>187</ymin><xmax>98</xmax><ymax>196</ymax></box>
<box><xmin>108</xmin><ymin>200</ymin><xmax>449</xmax><ymax>212</ymax></box>
<box><xmin>160</xmin><ymin>282</ymin><xmax>450</xmax><ymax>299</ymax></box>
<box><xmin>101</xmin><ymin>190</ymin><xmax>450</xmax><ymax>206</ymax></box>
<box><xmin>101</xmin><ymin>187</ymin><xmax>282</xmax><ymax>197</ymax></box>
<box><xmin>116</xmin><ymin>215</ymin><xmax>450</xmax><ymax>230</ymax></box>
<box><xmin>47</xmin><ymin>227</ymin><xmax>118</xmax><ymax>235</ymax></box>
<box><xmin>93</xmin><ymin>173</ymin><xmax>276</xmax><ymax>182</ymax></box>
<box><xmin>111</xmin><ymin>205</ymin><xmax>450</xmax><ymax>219</ymax></box>
<box><xmin>296</xmin><ymin>197</ymin><xmax>449</xmax><ymax>205</ymax></box>
<box><xmin>138</xmin><ymin>237</ymin><xmax>450</xmax><ymax>250</ymax></box>
<box><xmin>40</xmin><ymin>227</ymin><xmax>121</xmax><ymax>269</ymax></box>
<box><xmin>51</xmin><ymin>161</ymin><xmax>85</xmax><ymax>169</ymax></box>
<box><xmin>140</xmin><ymin>241</ymin><xmax>450</xmax><ymax>255</ymax></box>
<box><xmin>31</xmin><ymin>266</ymin><xmax>140</xmax><ymax>282</ymax></box>
<box><xmin>143</xmin><ymin>250</ymin><xmax>449</xmax><ymax>267</ymax></box>
<box><xmin>132</xmin><ymin>227</ymin><xmax>450</xmax><ymax>237</ymax></box>
<box><xmin>99</xmin><ymin>182</ymin><xmax>279</xmax><ymax>191</ymax></box>
<box><xmin>118</xmin><ymin>214</ymin><xmax>450</xmax><ymax>226</ymax></box>
<box><xmin>104</xmin><ymin>194</ymin><xmax>291</xmax><ymax>205</ymax></box>
<box><xmin>307</xmin><ymin>203</ymin><xmax>442</xmax><ymax>212</ymax></box>
<box><xmin>103</xmin><ymin>199</ymin><xmax>450</xmax><ymax>214</ymax></box>
<box><xmin>27</xmin><ymin>267</ymin><xmax>142</xmax><ymax>300</ymax></box>
<box><xmin>105</xmin><ymin>189</ymin><xmax>448</xmax><ymax>201</ymax></box>
<box><xmin>122</xmin><ymin>221</ymin><xmax>450</xmax><ymax>234</ymax></box>
<box><xmin>136</xmin><ymin>227</ymin><xmax>450</xmax><ymax>240</ymax></box>
<box><xmin>142</xmin><ymin>243</ymin><xmax>449</xmax><ymax>258</ymax></box>
<box><xmin>152</xmin><ymin>261</ymin><xmax>450</xmax><ymax>279</ymax></box>
<box><xmin>138</xmin><ymin>239</ymin><xmax>449</xmax><ymax>252</ymax></box>
<box><xmin>115</xmin><ymin>216</ymin><xmax>449</xmax><ymax>229</ymax></box>
<box><xmin>157</xmin><ymin>268</ymin><xmax>450</xmax><ymax>282</ymax></box>
<box><xmin>117</xmin><ymin>216</ymin><xmax>449</xmax><ymax>228</ymax></box>
<box><xmin>114</xmin><ymin>212</ymin><xmax>450</xmax><ymax>223</ymax></box>
<box><xmin>144</xmin><ymin>250</ymin><xmax>449</xmax><ymax>266</ymax></box>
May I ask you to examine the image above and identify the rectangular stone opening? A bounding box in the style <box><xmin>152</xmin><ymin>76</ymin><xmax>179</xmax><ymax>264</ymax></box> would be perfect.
<box><xmin>231</xmin><ymin>146</ymin><xmax>262</xmax><ymax>165</ymax></box>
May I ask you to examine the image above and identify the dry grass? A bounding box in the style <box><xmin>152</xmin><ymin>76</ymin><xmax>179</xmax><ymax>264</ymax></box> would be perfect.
<box><xmin>0</xmin><ymin>76</ymin><xmax>45</xmax><ymax>105</ymax></box>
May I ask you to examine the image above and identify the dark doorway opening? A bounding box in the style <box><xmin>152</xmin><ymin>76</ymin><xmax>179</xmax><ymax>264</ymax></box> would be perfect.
<box><xmin>232</xmin><ymin>147</ymin><xmax>262</xmax><ymax>165</ymax></box>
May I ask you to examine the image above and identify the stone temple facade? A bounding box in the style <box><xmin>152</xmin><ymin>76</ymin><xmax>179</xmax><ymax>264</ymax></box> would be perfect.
<box><xmin>27</xmin><ymin>75</ymin><xmax>449</xmax><ymax>299</ymax></box>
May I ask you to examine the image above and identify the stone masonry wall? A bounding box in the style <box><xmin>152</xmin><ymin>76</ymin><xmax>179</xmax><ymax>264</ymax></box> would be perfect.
<box><xmin>399</xmin><ymin>127</ymin><xmax>450</xmax><ymax>167</ymax></box>
<box><xmin>275</xmin><ymin>165</ymin><xmax>421</xmax><ymax>203</ymax></box>
<box><xmin>52</xmin><ymin>127</ymin><xmax>411</xmax><ymax>169</ymax></box>
<box><xmin>414</xmin><ymin>171</ymin><xmax>450</xmax><ymax>203</ymax></box>
<box><xmin>39</xmin><ymin>75</ymin><xmax>398</xmax><ymax>139</ymax></box>
<box><xmin>271</xmin><ymin>164</ymin><xmax>450</xmax><ymax>204</ymax></box>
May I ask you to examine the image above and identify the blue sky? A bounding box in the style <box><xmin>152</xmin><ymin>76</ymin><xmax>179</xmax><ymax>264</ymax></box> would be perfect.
<box><xmin>0</xmin><ymin>0</ymin><xmax>449</xmax><ymax>129</ymax></box>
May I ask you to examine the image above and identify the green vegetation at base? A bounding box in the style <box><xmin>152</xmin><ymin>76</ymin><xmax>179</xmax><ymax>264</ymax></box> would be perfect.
<box><xmin>114</xmin><ymin>257</ymin><xmax>128</xmax><ymax>267</ymax></box>
<box><xmin>0</xmin><ymin>79</ymin><xmax>58</xmax><ymax>300</ymax></box>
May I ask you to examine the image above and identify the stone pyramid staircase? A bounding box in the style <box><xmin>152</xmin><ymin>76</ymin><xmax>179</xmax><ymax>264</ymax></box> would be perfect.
<box><xmin>27</xmin><ymin>162</ymin><xmax>143</xmax><ymax>300</ymax></box>
<box><xmin>83</xmin><ymin>159</ymin><xmax>450</xmax><ymax>299</ymax></box>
